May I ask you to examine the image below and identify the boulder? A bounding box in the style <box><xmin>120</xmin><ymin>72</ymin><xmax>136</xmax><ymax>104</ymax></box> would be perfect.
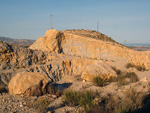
<box><xmin>62</xmin><ymin>58</ymin><xmax>117</xmax><ymax>82</ymax></box>
<box><xmin>8</xmin><ymin>72</ymin><xmax>49</xmax><ymax>96</ymax></box>
<box><xmin>81</xmin><ymin>60</ymin><xmax>117</xmax><ymax>81</ymax></box>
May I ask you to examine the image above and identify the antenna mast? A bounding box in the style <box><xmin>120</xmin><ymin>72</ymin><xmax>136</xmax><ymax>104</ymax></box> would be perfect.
<box><xmin>50</xmin><ymin>15</ymin><xmax>53</xmax><ymax>29</ymax></box>
<box><xmin>97</xmin><ymin>22</ymin><xmax>99</xmax><ymax>32</ymax></box>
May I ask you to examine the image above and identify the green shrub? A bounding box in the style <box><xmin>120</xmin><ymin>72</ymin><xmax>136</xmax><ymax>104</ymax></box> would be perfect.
<box><xmin>63</xmin><ymin>90</ymin><xmax>95</xmax><ymax>113</ymax></box>
<box><xmin>111</xmin><ymin>66</ymin><xmax>122</xmax><ymax>75</ymax></box>
<box><xmin>93</xmin><ymin>76</ymin><xmax>107</xmax><ymax>87</ymax></box>
<box><xmin>33</xmin><ymin>98</ymin><xmax>51</xmax><ymax>112</ymax></box>
<box><xmin>122</xmin><ymin>88</ymin><xmax>146</xmax><ymax>112</ymax></box>
<box><xmin>117</xmin><ymin>77</ymin><xmax>128</xmax><ymax>87</ymax></box>
<box><xmin>63</xmin><ymin>90</ymin><xmax>80</xmax><ymax>106</ymax></box>
<box><xmin>136</xmin><ymin>65</ymin><xmax>146</xmax><ymax>71</ymax></box>
<box><xmin>126</xmin><ymin>63</ymin><xmax>135</xmax><ymax>69</ymax></box>
<box><xmin>79</xmin><ymin>91</ymin><xmax>95</xmax><ymax>113</ymax></box>
<box><xmin>94</xmin><ymin>89</ymin><xmax>147</xmax><ymax>113</ymax></box>
<box><xmin>63</xmin><ymin>89</ymin><xmax>150</xmax><ymax>113</ymax></box>
<box><xmin>126</xmin><ymin>63</ymin><xmax>146</xmax><ymax>71</ymax></box>
<box><xmin>117</xmin><ymin>72</ymin><xmax>139</xmax><ymax>87</ymax></box>
<box><xmin>125</xmin><ymin>72</ymin><xmax>139</xmax><ymax>82</ymax></box>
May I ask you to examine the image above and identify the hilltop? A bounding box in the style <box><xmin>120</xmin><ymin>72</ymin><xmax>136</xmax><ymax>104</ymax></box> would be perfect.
<box><xmin>63</xmin><ymin>29</ymin><xmax>118</xmax><ymax>44</ymax></box>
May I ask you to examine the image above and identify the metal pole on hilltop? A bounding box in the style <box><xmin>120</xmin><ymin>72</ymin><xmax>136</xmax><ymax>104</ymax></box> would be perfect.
<box><xmin>124</xmin><ymin>40</ymin><xmax>126</xmax><ymax>46</ymax></box>
<box><xmin>50</xmin><ymin>15</ymin><xmax>53</xmax><ymax>29</ymax></box>
<box><xmin>97</xmin><ymin>22</ymin><xmax>99</xmax><ymax>32</ymax></box>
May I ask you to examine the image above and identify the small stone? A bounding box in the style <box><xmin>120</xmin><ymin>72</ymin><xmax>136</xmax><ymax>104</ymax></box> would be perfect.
<box><xmin>2</xmin><ymin>98</ymin><xmax>5</xmax><ymax>102</ymax></box>
<box><xmin>19</xmin><ymin>104</ymin><xmax>23</xmax><ymax>107</ymax></box>
<box><xmin>140</xmin><ymin>77</ymin><xmax>147</xmax><ymax>82</ymax></box>
<box><xmin>82</xmin><ymin>80</ymin><xmax>86</xmax><ymax>82</ymax></box>
<box><xmin>51</xmin><ymin>95</ymin><xmax>57</xmax><ymax>98</ymax></box>
<box><xmin>23</xmin><ymin>102</ymin><xmax>26</xmax><ymax>105</ymax></box>
<box><xmin>124</xmin><ymin>85</ymin><xmax>131</xmax><ymax>90</ymax></box>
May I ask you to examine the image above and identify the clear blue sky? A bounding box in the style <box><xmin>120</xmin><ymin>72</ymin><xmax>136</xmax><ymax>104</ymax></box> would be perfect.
<box><xmin>0</xmin><ymin>0</ymin><xmax>150</xmax><ymax>43</ymax></box>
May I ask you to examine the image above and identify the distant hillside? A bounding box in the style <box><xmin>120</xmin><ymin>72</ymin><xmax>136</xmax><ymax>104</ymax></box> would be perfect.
<box><xmin>0</xmin><ymin>36</ymin><xmax>35</xmax><ymax>46</ymax></box>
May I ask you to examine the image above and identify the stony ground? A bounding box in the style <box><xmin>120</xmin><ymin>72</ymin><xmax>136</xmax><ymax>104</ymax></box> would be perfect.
<box><xmin>0</xmin><ymin>93</ymin><xmax>37</xmax><ymax>113</ymax></box>
<box><xmin>0</xmin><ymin>92</ymin><xmax>80</xmax><ymax>113</ymax></box>
<box><xmin>0</xmin><ymin>72</ymin><xmax>150</xmax><ymax>113</ymax></box>
<box><xmin>0</xmin><ymin>83</ymin><xmax>81</xmax><ymax>113</ymax></box>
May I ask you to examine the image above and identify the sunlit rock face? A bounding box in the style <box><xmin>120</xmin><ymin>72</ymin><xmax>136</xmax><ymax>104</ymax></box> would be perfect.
<box><xmin>30</xmin><ymin>29</ymin><xmax>150</xmax><ymax>70</ymax></box>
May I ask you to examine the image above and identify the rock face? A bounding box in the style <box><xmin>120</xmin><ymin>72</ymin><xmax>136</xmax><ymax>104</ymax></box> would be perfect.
<box><xmin>62</xmin><ymin>58</ymin><xmax>117</xmax><ymax>82</ymax></box>
<box><xmin>29</xmin><ymin>29</ymin><xmax>59</xmax><ymax>52</ymax></box>
<box><xmin>6</xmin><ymin>55</ymin><xmax>117</xmax><ymax>96</ymax></box>
<box><xmin>30</xmin><ymin>29</ymin><xmax>150</xmax><ymax>69</ymax></box>
<box><xmin>30</xmin><ymin>29</ymin><xmax>126</xmax><ymax>59</ymax></box>
<box><xmin>8</xmin><ymin>72</ymin><xmax>49</xmax><ymax>96</ymax></box>
<box><xmin>0</xmin><ymin>44</ymin><xmax>52</xmax><ymax>70</ymax></box>
<box><xmin>0</xmin><ymin>42</ymin><xmax>60</xmax><ymax>87</ymax></box>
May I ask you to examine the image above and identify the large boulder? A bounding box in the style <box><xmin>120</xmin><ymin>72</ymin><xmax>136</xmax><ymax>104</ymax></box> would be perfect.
<box><xmin>81</xmin><ymin>60</ymin><xmax>117</xmax><ymax>81</ymax></box>
<box><xmin>8</xmin><ymin>72</ymin><xmax>49</xmax><ymax>96</ymax></box>
<box><xmin>62</xmin><ymin>58</ymin><xmax>117</xmax><ymax>82</ymax></box>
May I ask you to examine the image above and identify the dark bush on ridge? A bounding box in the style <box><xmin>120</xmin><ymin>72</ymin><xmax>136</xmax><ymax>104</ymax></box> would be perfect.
<box><xmin>126</xmin><ymin>63</ymin><xmax>146</xmax><ymax>71</ymax></box>
<box><xmin>117</xmin><ymin>72</ymin><xmax>139</xmax><ymax>87</ymax></box>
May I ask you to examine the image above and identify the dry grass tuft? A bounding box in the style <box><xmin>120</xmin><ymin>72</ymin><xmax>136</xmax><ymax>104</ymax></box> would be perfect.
<box><xmin>24</xmin><ymin>96</ymin><xmax>51</xmax><ymax>113</ymax></box>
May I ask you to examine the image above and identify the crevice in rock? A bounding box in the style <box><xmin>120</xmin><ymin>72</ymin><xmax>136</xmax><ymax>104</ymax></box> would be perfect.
<box><xmin>56</xmin><ymin>32</ymin><xmax>65</xmax><ymax>54</ymax></box>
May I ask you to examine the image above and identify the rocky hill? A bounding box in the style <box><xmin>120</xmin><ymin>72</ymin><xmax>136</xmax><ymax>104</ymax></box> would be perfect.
<box><xmin>0</xmin><ymin>40</ymin><xmax>116</xmax><ymax>87</ymax></box>
<box><xmin>0</xmin><ymin>36</ymin><xmax>35</xmax><ymax>46</ymax></box>
<box><xmin>30</xmin><ymin>29</ymin><xmax>150</xmax><ymax>69</ymax></box>
<box><xmin>1</xmin><ymin>29</ymin><xmax>150</xmax><ymax>113</ymax></box>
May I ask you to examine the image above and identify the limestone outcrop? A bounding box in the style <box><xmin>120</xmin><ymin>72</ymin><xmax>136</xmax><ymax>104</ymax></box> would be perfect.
<box><xmin>29</xmin><ymin>29</ymin><xmax>150</xmax><ymax>69</ymax></box>
<box><xmin>30</xmin><ymin>29</ymin><xmax>128</xmax><ymax>60</ymax></box>
<box><xmin>29</xmin><ymin>29</ymin><xmax>59</xmax><ymax>52</ymax></box>
<box><xmin>8</xmin><ymin>72</ymin><xmax>49</xmax><ymax>96</ymax></box>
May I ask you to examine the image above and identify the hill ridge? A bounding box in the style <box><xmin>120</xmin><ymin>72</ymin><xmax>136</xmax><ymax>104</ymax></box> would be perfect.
<box><xmin>62</xmin><ymin>29</ymin><xmax>119</xmax><ymax>44</ymax></box>
<box><xmin>0</xmin><ymin>36</ymin><xmax>35</xmax><ymax>46</ymax></box>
